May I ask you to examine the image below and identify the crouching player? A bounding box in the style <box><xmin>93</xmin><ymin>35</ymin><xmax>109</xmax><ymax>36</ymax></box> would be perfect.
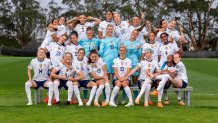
<box><xmin>51</xmin><ymin>52</ymin><xmax>84</xmax><ymax>106</ymax></box>
<box><xmin>109</xmin><ymin>46</ymin><xmax>134</xmax><ymax>107</ymax></box>
<box><xmin>25</xmin><ymin>48</ymin><xmax>53</xmax><ymax>106</ymax></box>
<box><xmin>88</xmin><ymin>50</ymin><xmax>110</xmax><ymax>107</ymax></box>
<box><xmin>74</xmin><ymin>48</ymin><xmax>98</xmax><ymax>106</ymax></box>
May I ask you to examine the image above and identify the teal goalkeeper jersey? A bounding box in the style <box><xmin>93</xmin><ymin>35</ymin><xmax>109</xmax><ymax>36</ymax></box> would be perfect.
<box><xmin>79</xmin><ymin>38</ymin><xmax>100</xmax><ymax>56</ymax></box>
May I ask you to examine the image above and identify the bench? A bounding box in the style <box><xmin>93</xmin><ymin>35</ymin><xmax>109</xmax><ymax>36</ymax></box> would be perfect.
<box><xmin>34</xmin><ymin>86</ymin><xmax>193</xmax><ymax>106</ymax></box>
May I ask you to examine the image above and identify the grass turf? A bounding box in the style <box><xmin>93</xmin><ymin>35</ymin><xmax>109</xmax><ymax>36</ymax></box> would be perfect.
<box><xmin>0</xmin><ymin>57</ymin><xmax>218</xmax><ymax>123</ymax></box>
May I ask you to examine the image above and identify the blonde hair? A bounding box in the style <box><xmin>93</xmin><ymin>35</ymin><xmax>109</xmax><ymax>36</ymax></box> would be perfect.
<box><xmin>64</xmin><ymin>52</ymin><xmax>73</xmax><ymax>58</ymax></box>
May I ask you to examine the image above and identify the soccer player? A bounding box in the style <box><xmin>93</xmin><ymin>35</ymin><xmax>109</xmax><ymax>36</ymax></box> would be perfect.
<box><xmin>73</xmin><ymin>48</ymin><xmax>98</xmax><ymax>106</ymax></box>
<box><xmin>65</xmin><ymin>31</ymin><xmax>82</xmax><ymax>59</ymax></box>
<box><xmin>113</xmin><ymin>13</ymin><xmax>131</xmax><ymax>44</ymax></box>
<box><xmin>123</xmin><ymin>30</ymin><xmax>142</xmax><ymax>100</ymax></box>
<box><xmin>25</xmin><ymin>48</ymin><xmax>53</xmax><ymax>106</ymax></box>
<box><xmin>79</xmin><ymin>27</ymin><xmax>101</xmax><ymax>56</ymax></box>
<box><xmin>154</xmin><ymin>19</ymin><xmax>168</xmax><ymax>43</ymax></box>
<box><xmin>88</xmin><ymin>50</ymin><xmax>110</xmax><ymax>107</ymax></box>
<box><xmin>66</xmin><ymin>14</ymin><xmax>101</xmax><ymax>41</ymax></box>
<box><xmin>109</xmin><ymin>46</ymin><xmax>134</xmax><ymax>107</ymax></box>
<box><xmin>51</xmin><ymin>52</ymin><xmax>84</xmax><ymax>106</ymax></box>
<box><xmin>98</xmin><ymin>11</ymin><xmax>114</xmax><ymax>39</ymax></box>
<box><xmin>142</xmin><ymin>32</ymin><xmax>160</xmax><ymax>62</ymax></box>
<box><xmin>40</xmin><ymin>18</ymin><xmax>59</xmax><ymax>48</ymax></box>
<box><xmin>45</xmin><ymin>34</ymin><xmax>67</xmax><ymax>68</ymax></box>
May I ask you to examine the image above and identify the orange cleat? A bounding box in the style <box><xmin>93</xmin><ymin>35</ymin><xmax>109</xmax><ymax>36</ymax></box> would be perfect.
<box><xmin>70</xmin><ymin>100</ymin><xmax>78</xmax><ymax>104</ymax></box>
<box><xmin>102</xmin><ymin>101</ymin><xmax>109</xmax><ymax>107</ymax></box>
<box><xmin>144</xmin><ymin>102</ymin><xmax>149</xmax><ymax>107</ymax></box>
<box><xmin>94</xmin><ymin>101</ymin><xmax>100</xmax><ymax>107</ymax></box>
<box><xmin>148</xmin><ymin>101</ymin><xmax>154</xmax><ymax>105</ymax></box>
<box><xmin>178</xmin><ymin>100</ymin><xmax>186</xmax><ymax>106</ymax></box>
<box><xmin>157</xmin><ymin>101</ymin><xmax>163</xmax><ymax>108</ymax></box>
<box><xmin>164</xmin><ymin>100</ymin><xmax>170</xmax><ymax>105</ymax></box>
<box><xmin>83</xmin><ymin>99</ymin><xmax>88</xmax><ymax>104</ymax></box>
<box><xmin>150</xmin><ymin>90</ymin><xmax>158</xmax><ymax>96</ymax></box>
<box><xmin>44</xmin><ymin>96</ymin><xmax>49</xmax><ymax>104</ymax></box>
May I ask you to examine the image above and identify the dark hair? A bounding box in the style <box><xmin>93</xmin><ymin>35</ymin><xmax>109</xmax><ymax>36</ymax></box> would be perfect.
<box><xmin>78</xmin><ymin>48</ymin><xmax>85</xmax><ymax>54</ymax></box>
<box><xmin>88</xmin><ymin>49</ymin><xmax>98</xmax><ymax>64</ymax></box>
<box><xmin>149</xmin><ymin>32</ymin><xmax>156</xmax><ymax>36</ymax></box>
<box><xmin>160</xmin><ymin>32</ymin><xmax>168</xmax><ymax>38</ymax></box>
<box><xmin>86</xmin><ymin>26</ymin><xmax>93</xmax><ymax>33</ymax></box>
<box><xmin>70</xmin><ymin>31</ymin><xmax>78</xmax><ymax>38</ymax></box>
<box><xmin>160</xmin><ymin>19</ymin><xmax>166</xmax><ymax>26</ymax></box>
<box><xmin>61</xmin><ymin>34</ymin><xmax>68</xmax><ymax>40</ymax></box>
<box><xmin>105</xmin><ymin>11</ymin><xmax>113</xmax><ymax>16</ymax></box>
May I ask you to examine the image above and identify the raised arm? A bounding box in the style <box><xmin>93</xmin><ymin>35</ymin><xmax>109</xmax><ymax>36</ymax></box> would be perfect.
<box><xmin>87</xmin><ymin>16</ymin><xmax>101</xmax><ymax>25</ymax></box>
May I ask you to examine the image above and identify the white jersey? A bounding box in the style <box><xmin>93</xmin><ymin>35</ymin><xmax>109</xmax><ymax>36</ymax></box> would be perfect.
<box><xmin>158</xmin><ymin>43</ymin><xmax>179</xmax><ymax>66</ymax></box>
<box><xmin>55</xmin><ymin>62</ymin><xmax>81</xmax><ymax>78</ymax></box>
<box><xmin>65</xmin><ymin>43</ymin><xmax>82</xmax><ymax>59</ymax></box>
<box><xmin>168</xmin><ymin>42</ymin><xmax>180</xmax><ymax>53</ymax></box>
<box><xmin>40</xmin><ymin>29</ymin><xmax>56</xmax><ymax>48</ymax></box>
<box><xmin>46</xmin><ymin>42</ymin><xmax>65</xmax><ymax>68</ymax></box>
<box><xmin>166</xmin><ymin>28</ymin><xmax>181</xmax><ymax>43</ymax></box>
<box><xmin>129</xmin><ymin>26</ymin><xmax>148</xmax><ymax>45</ymax></box>
<box><xmin>73</xmin><ymin>57</ymin><xmax>89</xmax><ymax>80</ymax></box>
<box><xmin>74</xmin><ymin>22</ymin><xmax>95</xmax><ymax>41</ymax></box>
<box><xmin>175</xmin><ymin>61</ymin><xmax>188</xmax><ymax>83</ymax></box>
<box><xmin>88</xmin><ymin>58</ymin><xmax>105</xmax><ymax>77</ymax></box>
<box><xmin>28</xmin><ymin>58</ymin><xmax>52</xmax><ymax>81</ymax></box>
<box><xmin>56</xmin><ymin>24</ymin><xmax>67</xmax><ymax>37</ymax></box>
<box><xmin>98</xmin><ymin>20</ymin><xmax>114</xmax><ymax>38</ymax></box>
<box><xmin>160</xmin><ymin>61</ymin><xmax>175</xmax><ymax>71</ymax></box>
<box><xmin>142</xmin><ymin>42</ymin><xmax>161</xmax><ymax>62</ymax></box>
<box><xmin>114</xmin><ymin>21</ymin><xmax>131</xmax><ymax>44</ymax></box>
<box><xmin>138</xmin><ymin>59</ymin><xmax>158</xmax><ymax>80</ymax></box>
<box><xmin>112</xmin><ymin>57</ymin><xmax>132</xmax><ymax>79</ymax></box>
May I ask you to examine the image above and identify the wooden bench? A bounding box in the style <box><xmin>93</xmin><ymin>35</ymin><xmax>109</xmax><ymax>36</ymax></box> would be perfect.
<box><xmin>34</xmin><ymin>86</ymin><xmax>193</xmax><ymax>106</ymax></box>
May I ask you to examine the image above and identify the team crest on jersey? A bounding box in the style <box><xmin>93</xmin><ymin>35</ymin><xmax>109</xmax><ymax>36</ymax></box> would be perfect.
<box><xmin>121</xmin><ymin>61</ymin><xmax>124</xmax><ymax>65</ymax></box>
<box><xmin>58</xmin><ymin>47</ymin><xmax>60</xmax><ymax>50</ymax></box>
<box><xmin>151</xmin><ymin>45</ymin><xmax>154</xmax><ymax>48</ymax></box>
<box><xmin>80</xmin><ymin>62</ymin><xmax>83</xmax><ymax>67</ymax></box>
<box><xmin>176</xmin><ymin>65</ymin><xmax>179</xmax><ymax>69</ymax></box>
<box><xmin>110</xmin><ymin>41</ymin><xmax>113</xmax><ymax>44</ymax></box>
<box><xmin>165</xmin><ymin>46</ymin><xmax>168</xmax><ymax>50</ymax></box>
<box><xmin>88</xmin><ymin>42</ymin><xmax>91</xmax><ymax>45</ymax></box>
<box><xmin>130</xmin><ymin>44</ymin><xmax>133</xmax><ymax>48</ymax></box>
<box><xmin>39</xmin><ymin>64</ymin><xmax>42</xmax><ymax>68</ymax></box>
<box><xmin>148</xmin><ymin>64</ymin><xmax>151</xmax><ymax>68</ymax></box>
<box><xmin>75</xmin><ymin>47</ymin><xmax>78</xmax><ymax>51</ymax></box>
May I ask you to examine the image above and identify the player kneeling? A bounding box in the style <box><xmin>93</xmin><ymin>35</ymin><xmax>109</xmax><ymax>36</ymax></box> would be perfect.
<box><xmin>109</xmin><ymin>46</ymin><xmax>134</xmax><ymax>107</ymax></box>
<box><xmin>88</xmin><ymin>50</ymin><xmax>110</xmax><ymax>107</ymax></box>
<box><xmin>51</xmin><ymin>52</ymin><xmax>84</xmax><ymax>106</ymax></box>
<box><xmin>25</xmin><ymin>48</ymin><xmax>53</xmax><ymax>106</ymax></box>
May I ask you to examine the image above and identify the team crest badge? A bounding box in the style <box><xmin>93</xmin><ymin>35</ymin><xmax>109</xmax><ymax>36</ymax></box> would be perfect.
<box><xmin>58</xmin><ymin>47</ymin><xmax>60</xmax><ymax>50</ymax></box>
<box><xmin>39</xmin><ymin>64</ymin><xmax>42</xmax><ymax>68</ymax></box>
<box><xmin>151</xmin><ymin>45</ymin><xmax>154</xmax><ymax>48</ymax></box>
<box><xmin>121</xmin><ymin>61</ymin><xmax>124</xmax><ymax>65</ymax></box>
<box><xmin>75</xmin><ymin>47</ymin><xmax>78</xmax><ymax>51</ymax></box>
<box><xmin>165</xmin><ymin>46</ymin><xmax>168</xmax><ymax>50</ymax></box>
<box><xmin>148</xmin><ymin>64</ymin><xmax>151</xmax><ymax>68</ymax></box>
<box><xmin>110</xmin><ymin>41</ymin><xmax>113</xmax><ymax>44</ymax></box>
<box><xmin>80</xmin><ymin>62</ymin><xmax>83</xmax><ymax>67</ymax></box>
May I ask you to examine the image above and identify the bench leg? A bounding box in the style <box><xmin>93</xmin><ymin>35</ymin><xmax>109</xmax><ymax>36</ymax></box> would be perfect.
<box><xmin>34</xmin><ymin>89</ymin><xmax>38</xmax><ymax>104</ymax></box>
<box><xmin>38</xmin><ymin>89</ymin><xmax>42</xmax><ymax>103</ymax></box>
<box><xmin>186</xmin><ymin>91</ymin><xmax>191</xmax><ymax>106</ymax></box>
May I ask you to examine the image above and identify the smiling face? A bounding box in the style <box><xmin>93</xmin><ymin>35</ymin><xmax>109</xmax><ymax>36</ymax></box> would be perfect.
<box><xmin>79</xmin><ymin>15</ymin><xmax>86</xmax><ymax>25</ymax></box>
<box><xmin>167</xmin><ymin>55</ymin><xmax>174</xmax><ymax>63</ymax></box>
<box><xmin>160</xmin><ymin>33</ymin><xmax>168</xmax><ymax>43</ymax></box>
<box><xmin>132</xmin><ymin>16</ymin><xmax>140</xmax><ymax>26</ymax></box>
<box><xmin>114</xmin><ymin>13</ymin><xmax>120</xmax><ymax>23</ymax></box>
<box><xmin>59</xmin><ymin>35</ymin><xmax>67</xmax><ymax>44</ymax></box>
<box><xmin>37</xmin><ymin>49</ymin><xmax>46</xmax><ymax>59</ymax></box>
<box><xmin>145</xmin><ymin>51</ymin><xmax>152</xmax><ymax>59</ymax></box>
<box><xmin>161</xmin><ymin>20</ymin><xmax>168</xmax><ymax>29</ymax></box>
<box><xmin>148</xmin><ymin>32</ymin><xmax>155</xmax><ymax>43</ymax></box>
<box><xmin>119</xmin><ymin>46</ymin><xmax>126</xmax><ymax>57</ymax></box>
<box><xmin>70</xmin><ymin>34</ymin><xmax>78</xmax><ymax>44</ymax></box>
<box><xmin>52</xmin><ymin>19</ymin><xmax>59</xmax><ymax>25</ymax></box>
<box><xmin>86</xmin><ymin>29</ymin><xmax>93</xmax><ymax>39</ymax></box>
<box><xmin>173</xmin><ymin>53</ymin><xmax>181</xmax><ymax>64</ymax></box>
<box><xmin>78</xmin><ymin>49</ymin><xmax>85</xmax><ymax>60</ymax></box>
<box><xmin>130</xmin><ymin>30</ymin><xmax>139</xmax><ymax>40</ymax></box>
<box><xmin>59</xmin><ymin>17</ymin><xmax>65</xmax><ymax>25</ymax></box>
<box><xmin>105</xmin><ymin>11</ymin><xmax>113</xmax><ymax>21</ymax></box>
<box><xmin>106</xmin><ymin>25</ymin><xmax>113</xmax><ymax>36</ymax></box>
<box><xmin>64</xmin><ymin>53</ymin><xmax>72</xmax><ymax>63</ymax></box>
<box><xmin>90</xmin><ymin>53</ymin><xmax>97</xmax><ymax>63</ymax></box>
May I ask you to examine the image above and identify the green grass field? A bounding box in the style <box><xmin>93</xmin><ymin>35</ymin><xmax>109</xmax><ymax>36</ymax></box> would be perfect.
<box><xmin>0</xmin><ymin>57</ymin><xmax>218</xmax><ymax>123</ymax></box>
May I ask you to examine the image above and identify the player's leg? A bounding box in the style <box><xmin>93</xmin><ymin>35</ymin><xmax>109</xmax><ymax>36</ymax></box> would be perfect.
<box><xmin>94</xmin><ymin>79</ymin><xmax>104</xmax><ymax>107</ymax></box>
<box><xmin>102</xmin><ymin>75</ymin><xmax>111</xmax><ymax>107</ymax></box>
<box><xmin>109</xmin><ymin>80</ymin><xmax>121</xmax><ymax>107</ymax></box>
<box><xmin>85</xmin><ymin>81</ymin><xmax>97</xmax><ymax>106</ymax></box>
<box><xmin>44</xmin><ymin>81</ymin><xmax>54</xmax><ymax>106</ymax></box>
<box><xmin>144</xmin><ymin>81</ymin><xmax>151</xmax><ymax>107</ymax></box>
<box><xmin>25</xmin><ymin>80</ymin><xmax>37</xmax><ymax>105</ymax></box>
<box><xmin>65</xmin><ymin>80</ymin><xmax>74</xmax><ymax>105</ymax></box>
<box><xmin>122</xmin><ymin>80</ymin><xmax>134</xmax><ymax>107</ymax></box>
<box><xmin>73</xmin><ymin>81</ymin><xmax>83</xmax><ymax>106</ymax></box>
<box><xmin>135</xmin><ymin>80</ymin><xmax>146</xmax><ymax>104</ymax></box>
<box><xmin>53</xmin><ymin>79</ymin><xmax>60</xmax><ymax>104</ymax></box>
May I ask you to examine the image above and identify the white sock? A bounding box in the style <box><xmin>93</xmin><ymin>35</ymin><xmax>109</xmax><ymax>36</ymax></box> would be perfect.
<box><xmin>124</xmin><ymin>86</ymin><xmax>133</xmax><ymax>104</ymax></box>
<box><xmin>109</xmin><ymin>86</ymin><xmax>120</xmax><ymax>103</ymax></box>
<box><xmin>94</xmin><ymin>85</ymin><xmax>104</xmax><ymax>102</ymax></box>
<box><xmin>25</xmin><ymin>81</ymin><xmax>32</xmax><ymax>103</ymax></box>
<box><xmin>175</xmin><ymin>91</ymin><xmax>181</xmax><ymax>101</ymax></box>
<box><xmin>88</xmin><ymin>86</ymin><xmax>97</xmax><ymax>103</ymax></box>
<box><xmin>54</xmin><ymin>80</ymin><xmax>60</xmax><ymax>101</ymax></box>
<box><xmin>46</xmin><ymin>81</ymin><xmax>54</xmax><ymax>103</ymax></box>
<box><xmin>164</xmin><ymin>91</ymin><xmax>168</xmax><ymax>101</ymax></box>
<box><xmin>105</xmin><ymin>83</ymin><xmax>111</xmax><ymax>102</ymax></box>
<box><xmin>137</xmin><ymin>82</ymin><xmax>147</xmax><ymax>99</ymax></box>
<box><xmin>144</xmin><ymin>84</ymin><xmax>151</xmax><ymax>103</ymax></box>
<box><xmin>73</xmin><ymin>85</ymin><xmax>82</xmax><ymax>104</ymax></box>
<box><xmin>66</xmin><ymin>81</ymin><xmax>73</xmax><ymax>101</ymax></box>
<box><xmin>156</xmin><ymin>75</ymin><xmax>167</xmax><ymax>92</ymax></box>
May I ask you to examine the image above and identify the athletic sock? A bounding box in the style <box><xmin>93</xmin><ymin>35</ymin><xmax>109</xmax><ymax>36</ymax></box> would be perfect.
<box><xmin>73</xmin><ymin>85</ymin><xmax>83</xmax><ymax>104</ymax></box>
<box><xmin>124</xmin><ymin>86</ymin><xmax>133</xmax><ymax>104</ymax></box>
<box><xmin>66</xmin><ymin>81</ymin><xmax>73</xmax><ymax>101</ymax></box>
<box><xmin>109</xmin><ymin>86</ymin><xmax>120</xmax><ymax>103</ymax></box>
<box><xmin>94</xmin><ymin>85</ymin><xmax>104</xmax><ymax>102</ymax></box>
<box><xmin>105</xmin><ymin>83</ymin><xmax>111</xmax><ymax>102</ymax></box>
<box><xmin>88</xmin><ymin>86</ymin><xmax>97</xmax><ymax>103</ymax></box>
<box><xmin>54</xmin><ymin>80</ymin><xmax>60</xmax><ymax>101</ymax></box>
<box><xmin>25</xmin><ymin>81</ymin><xmax>32</xmax><ymax>103</ymax></box>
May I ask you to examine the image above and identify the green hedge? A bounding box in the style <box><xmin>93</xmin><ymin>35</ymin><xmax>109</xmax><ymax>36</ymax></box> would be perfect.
<box><xmin>0</xmin><ymin>35</ymin><xmax>21</xmax><ymax>49</ymax></box>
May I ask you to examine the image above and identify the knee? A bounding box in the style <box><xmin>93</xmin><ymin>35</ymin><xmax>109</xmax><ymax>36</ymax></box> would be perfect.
<box><xmin>54</xmin><ymin>80</ymin><xmax>60</xmax><ymax>86</ymax></box>
<box><xmin>46</xmin><ymin>81</ymin><xmax>53</xmax><ymax>87</ymax></box>
<box><xmin>105</xmin><ymin>82</ymin><xmax>110</xmax><ymax>86</ymax></box>
<box><xmin>121</xmin><ymin>82</ymin><xmax>128</xmax><ymax>87</ymax></box>
<box><xmin>66</xmin><ymin>81</ymin><xmax>73</xmax><ymax>87</ymax></box>
<box><xmin>25</xmin><ymin>81</ymin><xmax>32</xmax><ymax>87</ymax></box>
<box><xmin>116</xmin><ymin>81</ymin><xmax>121</xmax><ymax>87</ymax></box>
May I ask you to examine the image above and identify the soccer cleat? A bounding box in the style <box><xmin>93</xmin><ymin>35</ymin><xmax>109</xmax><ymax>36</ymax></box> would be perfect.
<box><xmin>79</xmin><ymin>102</ymin><xmax>83</xmax><ymax>106</ymax></box>
<box><xmin>150</xmin><ymin>90</ymin><xmax>158</xmax><ymax>96</ymax></box>
<box><xmin>94</xmin><ymin>101</ymin><xmax>100</xmax><ymax>107</ymax></box>
<box><xmin>26</xmin><ymin>102</ymin><xmax>33</xmax><ymax>106</ymax></box>
<box><xmin>164</xmin><ymin>100</ymin><xmax>170</xmax><ymax>105</ymax></box>
<box><xmin>52</xmin><ymin>98</ymin><xmax>57</xmax><ymax>105</ymax></box>
<box><xmin>109</xmin><ymin>102</ymin><xmax>117</xmax><ymax>107</ymax></box>
<box><xmin>102</xmin><ymin>101</ymin><xmax>109</xmax><ymax>107</ymax></box>
<box><xmin>47</xmin><ymin>102</ymin><xmax>52</xmax><ymax>106</ymax></box>
<box><xmin>71</xmin><ymin>100</ymin><xmax>78</xmax><ymax>104</ymax></box>
<box><xmin>178</xmin><ymin>100</ymin><xmax>186</xmax><ymax>106</ymax></box>
<box><xmin>148</xmin><ymin>101</ymin><xmax>154</xmax><ymax>105</ymax></box>
<box><xmin>44</xmin><ymin>96</ymin><xmax>49</xmax><ymax>104</ymax></box>
<box><xmin>85</xmin><ymin>101</ymin><xmax>91</xmax><ymax>106</ymax></box>
<box><xmin>83</xmin><ymin>99</ymin><xmax>88</xmax><ymax>104</ymax></box>
<box><xmin>65</xmin><ymin>101</ymin><xmax>70</xmax><ymax>105</ymax></box>
<box><xmin>125</xmin><ymin>102</ymin><xmax>134</xmax><ymax>107</ymax></box>
<box><xmin>135</xmin><ymin>97</ymin><xmax>140</xmax><ymax>104</ymax></box>
<box><xmin>157</xmin><ymin>101</ymin><xmax>163</xmax><ymax>108</ymax></box>
<box><xmin>56</xmin><ymin>101</ymin><xmax>61</xmax><ymax>106</ymax></box>
<box><xmin>121</xmin><ymin>100</ymin><xmax>126</xmax><ymax>104</ymax></box>
<box><xmin>144</xmin><ymin>102</ymin><xmax>149</xmax><ymax>107</ymax></box>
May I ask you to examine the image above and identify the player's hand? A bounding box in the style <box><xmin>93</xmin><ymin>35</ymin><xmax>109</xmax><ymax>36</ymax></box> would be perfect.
<box><xmin>68</xmin><ymin>77</ymin><xmax>74</xmax><ymax>81</ymax></box>
<box><xmin>169</xmin><ymin>36</ymin><xmax>173</xmax><ymax>42</ymax></box>
<box><xmin>137</xmin><ymin>45</ymin><xmax>141</xmax><ymax>49</ymax></box>
<box><xmin>59</xmin><ymin>75</ymin><xmax>67</xmax><ymax>80</ymax></box>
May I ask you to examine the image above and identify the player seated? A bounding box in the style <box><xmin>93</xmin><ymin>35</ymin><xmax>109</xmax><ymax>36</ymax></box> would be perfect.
<box><xmin>109</xmin><ymin>46</ymin><xmax>134</xmax><ymax>107</ymax></box>
<box><xmin>87</xmin><ymin>50</ymin><xmax>110</xmax><ymax>107</ymax></box>
<box><xmin>51</xmin><ymin>52</ymin><xmax>84</xmax><ymax>106</ymax></box>
<box><xmin>25</xmin><ymin>48</ymin><xmax>53</xmax><ymax>106</ymax></box>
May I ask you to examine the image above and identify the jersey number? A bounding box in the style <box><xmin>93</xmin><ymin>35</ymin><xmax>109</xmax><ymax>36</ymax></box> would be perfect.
<box><xmin>97</xmin><ymin>69</ymin><xmax>101</xmax><ymax>73</ymax></box>
<box><xmin>39</xmin><ymin>69</ymin><xmax>43</xmax><ymax>74</ymax></box>
<box><xmin>56</xmin><ymin>51</ymin><xmax>61</xmax><ymax>56</ymax></box>
<box><xmin>110</xmin><ymin>45</ymin><xmax>114</xmax><ymax>49</ymax></box>
<box><xmin>120</xmin><ymin>67</ymin><xmax>124</xmax><ymax>71</ymax></box>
